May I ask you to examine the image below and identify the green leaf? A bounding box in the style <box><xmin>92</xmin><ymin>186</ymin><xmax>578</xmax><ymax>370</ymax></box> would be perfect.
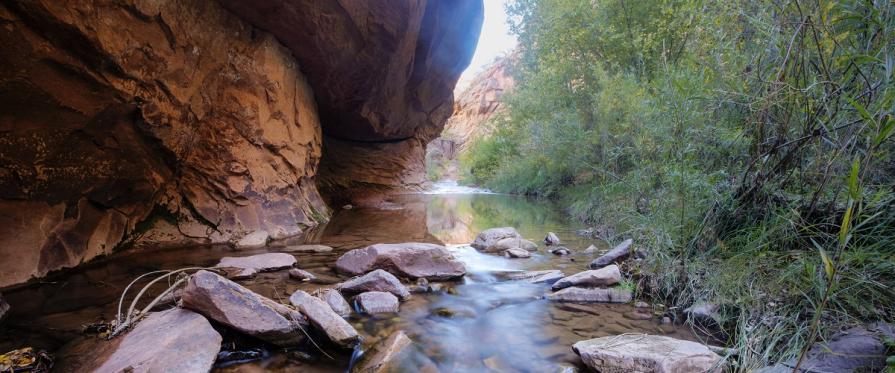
<box><xmin>875</xmin><ymin>116</ymin><xmax>894</xmax><ymax>146</ymax></box>
<box><xmin>846</xmin><ymin>96</ymin><xmax>874</xmax><ymax>125</ymax></box>
<box><xmin>839</xmin><ymin>202</ymin><xmax>853</xmax><ymax>246</ymax></box>
<box><xmin>848</xmin><ymin>158</ymin><xmax>860</xmax><ymax>199</ymax></box>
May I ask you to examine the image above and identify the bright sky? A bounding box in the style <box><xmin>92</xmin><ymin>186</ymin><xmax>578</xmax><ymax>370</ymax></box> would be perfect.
<box><xmin>456</xmin><ymin>0</ymin><xmax>517</xmax><ymax>91</ymax></box>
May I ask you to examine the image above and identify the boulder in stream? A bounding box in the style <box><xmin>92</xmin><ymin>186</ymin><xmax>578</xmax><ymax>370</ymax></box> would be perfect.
<box><xmin>59</xmin><ymin>308</ymin><xmax>221</xmax><ymax>373</ymax></box>
<box><xmin>337</xmin><ymin>269</ymin><xmax>411</xmax><ymax>300</ymax></box>
<box><xmin>551</xmin><ymin>265</ymin><xmax>621</xmax><ymax>290</ymax></box>
<box><xmin>503</xmin><ymin>248</ymin><xmax>531</xmax><ymax>258</ymax></box>
<box><xmin>546</xmin><ymin>287</ymin><xmax>632</xmax><ymax>303</ymax></box>
<box><xmin>317</xmin><ymin>289</ymin><xmax>352</xmax><ymax>317</ymax></box>
<box><xmin>544</xmin><ymin>232</ymin><xmax>561</xmax><ymax>246</ymax></box>
<box><xmin>573</xmin><ymin>334</ymin><xmax>723</xmax><ymax>373</ymax></box>
<box><xmin>180</xmin><ymin>270</ymin><xmax>308</xmax><ymax>346</ymax></box>
<box><xmin>335</xmin><ymin>242</ymin><xmax>466</xmax><ymax>280</ymax></box>
<box><xmin>589</xmin><ymin>239</ymin><xmax>633</xmax><ymax>269</ymax></box>
<box><xmin>471</xmin><ymin>227</ymin><xmax>523</xmax><ymax>253</ymax></box>
<box><xmin>355</xmin><ymin>291</ymin><xmax>400</xmax><ymax>314</ymax></box>
<box><xmin>505</xmin><ymin>270</ymin><xmax>565</xmax><ymax>285</ymax></box>
<box><xmin>214</xmin><ymin>252</ymin><xmax>296</xmax><ymax>279</ymax></box>
<box><xmin>549</xmin><ymin>247</ymin><xmax>571</xmax><ymax>256</ymax></box>
<box><xmin>289</xmin><ymin>290</ymin><xmax>359</xmax><ymax>348</ymax></box>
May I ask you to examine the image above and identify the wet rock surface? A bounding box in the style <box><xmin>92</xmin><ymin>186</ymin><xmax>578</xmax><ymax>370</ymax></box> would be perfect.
<box><xmin>353</xmin><ymin>330</ymin><xmax>414</xmax><ymax>373</ymax></box>
<box><xmin>317</xmin><ymin>289</ymin><xmax>352</xmax><ymax>318</ymax></box>
<box><xmin>504</xmin><ymin>248</ymin><xmax>532</xmax><ymax>259</ymax></box>
<box><xmin>589</xmin><ymin>239</ymin><xmax>634</xmax><ymax>269</ymax></box>
<box><xmin>58</xmin><ymin>308</ymin><xmax>221</xmax><ymax>373</ymax></box>
<box><xmin>505</xmin><ymin>270</ymin><xmax>565</xmax><ymax>284</ymax></box>
<box><xmin>547</xmin><ymin>287</ymin><xmax>633</xmax><ymax>303</ymax></box>
<box><xmin>337</xmin><ymin>270</ymin><xmax>411</xmax><ymax>300</ymax></box>
<box><xmin>288</xmin><ymin>290</ymin><xmax>358</xmax><ymax>348</ymax></box>
<box><xmin>552</xmin><ymin>265</ymin><xmax>622</xmax><ymax>290</ymax></box>
<box><xmin>215</xmin><ymin>253</ymin><xmax>297</xmax><ymax>279</ymax></box>
<box><xmin>180</xmin><ymin>270</ymin><xmax>308</xmax><ymax>346</ymax></box>
<box><xmin>289</xmin><ymin>268</ymin><xmax>316</xmax><ymax>282</ymax></box>
<box><xmin>356</xmin><ymin>292</ymin><xmax>400</xmax><ymax>314</ymax></box>
<box><xmin>335</xmin><ymin>243</ymin><xmax>465</xmax><ymax>280</ymax></box>
<box><xmin>573</xmin><ymin>334</ymin><xmax>723</xmax><ymax>373</ymax></box>
<box><xmin>545</xmin><ymin>232</ymin><xmax>561</xmax><ymax>246</ymax></box>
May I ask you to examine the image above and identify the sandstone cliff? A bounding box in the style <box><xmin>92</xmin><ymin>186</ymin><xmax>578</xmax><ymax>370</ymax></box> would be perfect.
<box><xmin>0</xmin><ymin>0</ymin><xmax>482</xmax><ymax>288</ymax></box>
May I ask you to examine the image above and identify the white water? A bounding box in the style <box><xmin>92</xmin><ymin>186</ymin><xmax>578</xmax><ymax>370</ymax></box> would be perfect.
<box><xmin>423</xmin><ymin>180</ymin><xmax>494</xmax><ymax>195</ymax></box>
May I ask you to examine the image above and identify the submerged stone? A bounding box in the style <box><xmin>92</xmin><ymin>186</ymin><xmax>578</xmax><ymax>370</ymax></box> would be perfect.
<box><xmin>289</xmin><ymin>268</ymin><xmax>316</xmax><ymax>281</ymax></box>
<box><xmin>573</xmin><ymin>334</ymin><xmax>722</xmax><ymax>373</ymax></box>
<box><xmin>353</xmin><ymin>330</ymin><xmax>413</xmax><ymax>372</ymax></box>
<box><xmin>506</xmin><ymin>270</ymin><xmax>565</xmax><ymax>285</ymax></box>
<box><xmin>335</xmin><ymin>242</ymin><xmax>465</xmax><ymax>280</ymax></box>
<box><xmin>180</xmin><ymin>270</ymin><xmax>308</xmax><ymax>346</ymax></box>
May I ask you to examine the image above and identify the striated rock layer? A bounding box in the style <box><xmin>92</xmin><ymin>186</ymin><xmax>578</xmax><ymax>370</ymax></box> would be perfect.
<box><xmin>0</xmin><ymin>0</ymin><xmax>483</xmax><ymax>288</ymax></box>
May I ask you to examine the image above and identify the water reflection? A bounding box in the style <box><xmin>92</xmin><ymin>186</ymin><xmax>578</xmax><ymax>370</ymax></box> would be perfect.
<box><xmin>0</xmin><ymin>191</ymin><xmax>699</xmax><ymax>372</ymax></box>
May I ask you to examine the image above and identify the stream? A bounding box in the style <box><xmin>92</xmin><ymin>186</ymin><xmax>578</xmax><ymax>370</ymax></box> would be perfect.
<box><xmin>0</xmin><ymin>181</ymin><xmax>704</xmax><ymax>372</ymax></box>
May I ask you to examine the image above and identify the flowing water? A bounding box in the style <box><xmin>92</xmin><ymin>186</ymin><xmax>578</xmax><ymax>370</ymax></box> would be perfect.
<box><xmin>0</xmin><ymin>184</ymin><xmax>704</xmax><ymax>372</ymax></box>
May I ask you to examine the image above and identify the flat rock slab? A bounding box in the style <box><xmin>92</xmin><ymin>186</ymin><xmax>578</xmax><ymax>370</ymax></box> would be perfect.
<box><xmin>573</xmin><ymin>334</ymin><xmax>722</xmax><ymax>373</ymax></box>
<box><xmin>337</xmin><ymin>269</ymin><xmax>411</xmax><ymax>300</ymax></box>
<box><xmin>590</xmin><ymin>239</ymin><xmax>633</xmax><ymax>269</ymax></box>
<box><xmin>214</xmin><ymin>253</ymin><xmax>296</xmax><ymax>279</ymax></box>
<box><xmin>552</xmin><ymin>265</ymin><xmax>621</xmax><ymax>290</ymax></box>
<box><xmin>317</xmin><ymin>289</ymin><xmax>352</xmax><ymax>317</ymax></box>
<box><xmin>335</xmin><ymin>242</ymin><xmax>466</xmax><ymax>280</ymax></box>
<box><xmin>289</xmin><ymin>290</ymin><xmax>358</xmax><ymax>348</ymax></box>
<box><xmin>472</xmin><ymin>227</ymin><xmax>523</xmax><ymax>253</ymax></box>
<box><xmin>356</xmin><ymin>291</ymin><xmax>400</xmax><ymax>314</ymax></box>
<box><xmin>506</xmin><ymin>270</ymin><xmax>565</xmax><ymax>285</ymax></box>
<box><xmin>280</xmin><ymin>244</ymin><xmax>334</xmax><ymax>253</ymax></box>
<box><xmin>504</xmin><ymin>248</ymin><xmax>531</xmax><ymax>258</ymax></box>
<box><xmin>353</xmin><ymin>330</ymin><xmax>412</xmax><ymax>372</ymax></box>
<box><xmin>181</xmin><ymin>270</ymin><xmax>308</xmax><ymax>346</ymax></box>
<box><xmin>547</xmin><ymin>287</ymin><xmax>632</xmax><ymax>303</ymax></box>
<box><xmin>60</xmin><ymin>308</ymin><xmax>221</xmax><ymax>373</ymax></box>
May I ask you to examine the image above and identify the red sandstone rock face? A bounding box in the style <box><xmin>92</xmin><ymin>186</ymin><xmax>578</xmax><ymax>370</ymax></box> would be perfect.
<box><xmin>442</xmin><ymin>54</ymin><xmax>517</xmax><ymax>152</ymax></box>
<box><xmin>219</xmin><ymin>0</ymin><xmax>485</xmax><ymax>193</ymax></box>
<box><xmin>0</xmin><ymin>0</ymin><xmax>483</xmax><ymax>288</ymax></box>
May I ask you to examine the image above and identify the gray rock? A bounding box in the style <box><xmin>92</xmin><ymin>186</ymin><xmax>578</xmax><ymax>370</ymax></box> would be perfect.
<box><xmin>214</xmin><ymin>253</ymin><xmax>296</xmax><ymax>279</ymax></box>
<box><xmin>335</xmin><ymin>242</ymin><xmax>466</xmax><ymax>280</ymax></box>
<box><xmin>289</xmin><ymin>290</ymin><xmax>358</xmax><ymax>348</ymax></box>
<box><xmin>684</xmin><ymin>302</ymin><xmax>722</xmax><ymax>328</ymax></box>
<box><xmin>506</xmin><ymin>270</ymin><xmax>565</xmax><ymax>284</ymax></box>
<box><xmin>583</xmin><ymin>245</ymin><xmax>599</xmax><ymax>254</ymax></box>
<box><xmin>281</xmin><ymin>244</ymin><xmax>334</xmax><ymax>253</ymax></box>
<box><xmin>551</xmin><ymin>265</ymin><xmax>622</xmax><ymax>290</ymax></box>
<box><xmin>549</xmin><ymin>246</ymin><xmax>571</xmax><ymax>256</ymax></box>
<box><xmin>546</xmin><ymin>287</ymin><xmax>632</xmax><ymax>303</ymax></box>
<box><xmin>573</xmin><ymin>334</ymin><xmax>723</xmax><ymax>373</ymax></box>
<box><xmin>0</xmin><ymin>293</ymin><xmax>8</xmax><ymax>324</ymax></box>
<box><xmin>180</xmin><ymin>270</ymin><xmax>308</xmax><ymax>346</ymax></box>
<box><xmin>63</xmin><ymin>308</ymin><xmax>221</xmax><ymax>373</ymax></box>
<box><xmin>236</xmin><ymin>230</ymin><xmax>269</xmax><ymax>248</ymax></box>
<box><xmin>337</xmin><ymin>269</ymin><xmax>411</xmax><ymax>300</ymax></box>
<box><xmin>317</xmin><ymin>289</ymin><xmax>352</xmax><ymax>317</ymax></box>
<box><xmin>504</xmin><ymin>248</ymin><xmax>532</xmax><ymax>258</ymax></box>
<box><xmin>356</xmin><ymin>291</ymin><xmax>400</xmax><ymax>314</ymax></box>
<box><xmin>589</xmin><ymin>239</ymin><xmax>633</xmax><ymax>269</ymax></box>
<box><xmin>545</xmin><ymin>232</ymin><xmax>561</xmax><ymax>246</ymax></box>
<box><xmin>760</xmin><ymin>323</ymin><xmax>895</xmax><ymax>372</ymax></box>
<box><xmin>353</xmin><ymin>330</ymin><xmax>413</xmax><ymax>372</ymax></box>
<box><xmin>471</xmin><ymin>227</ymin><xmax>523</xmax><ymax>253</ymax></box>
<box><xmin>289</xmin><ymin>268</ymin><xmax>316</xmax><ymax>281</ymax></box>
<box><xmin>520</xmin><ymin>239</ymin><xmax>538</xmax><ymax>251</ymax></box>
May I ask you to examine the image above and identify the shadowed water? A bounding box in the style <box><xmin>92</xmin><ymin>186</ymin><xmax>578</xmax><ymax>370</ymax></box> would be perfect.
<box><xmin>0</xmin><ymin>186</ymin><xmax>704</xmax><ymax>371</ymax></box>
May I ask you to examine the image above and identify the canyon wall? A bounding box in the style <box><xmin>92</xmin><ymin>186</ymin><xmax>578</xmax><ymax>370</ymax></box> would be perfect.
<box><xmin>0</xmin><ymin>0</ymin><xmax>483</xmax><ymax>288</ymax></box>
